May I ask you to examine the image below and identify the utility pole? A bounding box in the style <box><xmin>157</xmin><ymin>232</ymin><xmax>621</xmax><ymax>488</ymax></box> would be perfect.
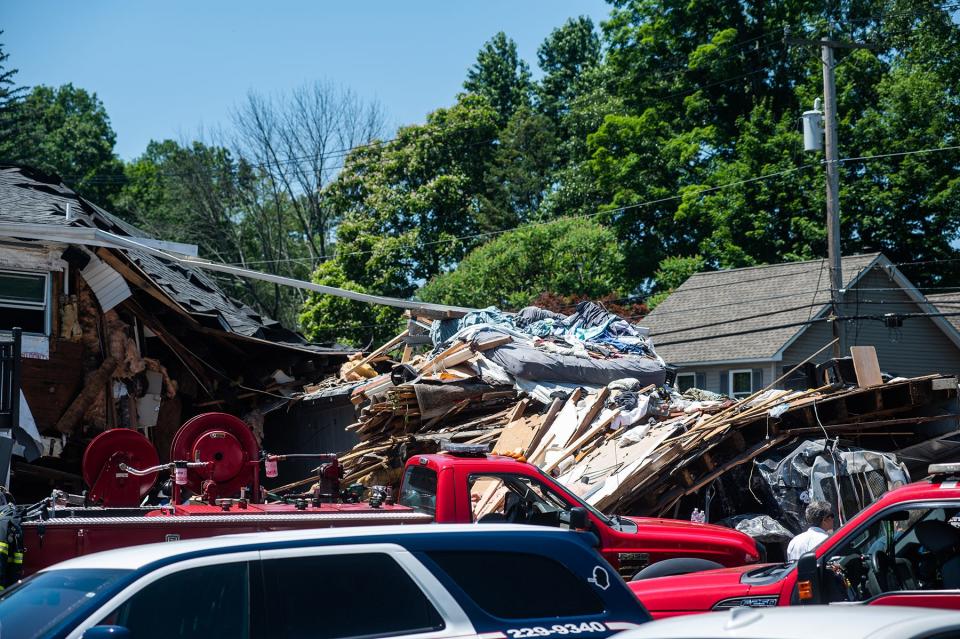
<box><xmin>793</xmin><ymin>34</ymin><xmax>880</xmax><ymax>358</ymax></box>
<box><xmin>822</xmin><ymin>38</ymin><xmax>844</xmax><ymax>358</ymax></box>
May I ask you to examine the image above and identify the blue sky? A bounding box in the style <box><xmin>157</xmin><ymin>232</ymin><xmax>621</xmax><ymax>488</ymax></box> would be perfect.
<box><xmin>3</xmin><ymin>1</ymin><xmax>611</xmax><ymax>160</ymax></box>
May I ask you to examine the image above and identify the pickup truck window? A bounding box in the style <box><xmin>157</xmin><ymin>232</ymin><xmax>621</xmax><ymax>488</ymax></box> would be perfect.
<box><xmin>532</xmin><ymin>467</ymin><xmax>613</xmax><ymax>527</ymax></box>
<box><xmin>260</xmin><ymin>553</ymin><xmax>445</xmax><ymax>639</ymax></box>
<box><xmin>400</xmin><ymin>466</ymin><xmax>438</xmax><ymax>516</ymax></box>
<box><xmin>427</xmin><ymin>550</ymin><xmax>606</xmax><ymax>619</ymax></box>
<box><xmin>470</xmin><ymin>474</ymin><xmax>570</xmax><ymax>525</ymax></box>
<box><xmin>822</xmin><ymin>504</ymin><xmax>960</xmax><ymax>602</ymax></box>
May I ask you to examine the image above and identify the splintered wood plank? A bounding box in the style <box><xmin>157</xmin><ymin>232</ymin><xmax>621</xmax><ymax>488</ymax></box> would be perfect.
<box><xmin>491</xmin><ymin>415</ymin><xmax>539</xmax><ymax>456</ymax></box>
<box><xmin>851</xmin><ymin>345</ymin><xmax>883</xmax><ymax>388</ymax></box>
<box><xmin>528</xmin><ymin>395</ymin><xmax>582</xmax><ymax>465</ymax></box>
<box><xmin>542</xmin><ymin>408</ymin><xmax>621</xmax><ymax>474</ymax></box>
<box><xmin>343</xmin><ymin>330</ymin><xmax>408</xmax><ymax>378</ymax></box>
<box><xmin>475</xmin><ymin>335</ymin><xmax>512</xmax><ymax>351</ymax></box>
<box><xmin>565</xmin><ymin>387</ymin><xmax>610</xmax><ymax>447</ymax></box>
<box><xmin>527</xmin><ymin>398</ymin><xmax>563</xmax><ymax>455</ymax></box>
<box><xmin>507</xmin><ymin>399</ymin><xmax>529</xmax><ymax>423</ymax></box>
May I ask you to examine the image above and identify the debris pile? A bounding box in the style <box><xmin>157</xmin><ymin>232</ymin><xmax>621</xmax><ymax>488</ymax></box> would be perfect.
<box><xmin>329</xmin><ymin>303</ymin><xmax>959</xmax><ymax>525</ymax></box>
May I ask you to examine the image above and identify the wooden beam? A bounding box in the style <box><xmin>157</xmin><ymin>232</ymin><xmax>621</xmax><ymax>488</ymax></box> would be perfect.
<box><xmin>343</xmin><ymin>330</ymin><xmax>408</xmax><ymax>378</ymax></box>
<box><xmin>55</xmin><ymin>356</ymin><xmax>118</xmax><ymax>433</ymax></box>
<box><xmin>506</xmin><ymin>399</ymin><xmax>529</xmax><ymax>423</ymax></box>
<box><xmin>527</xmin><ymin>397</ymin><xmax>563</xmax><ymax>455</ymax></box>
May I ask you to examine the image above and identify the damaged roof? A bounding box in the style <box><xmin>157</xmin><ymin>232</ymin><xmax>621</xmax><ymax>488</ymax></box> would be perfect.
<box><xmin>0</xmin><ymin>165</ymin><xmax>345</xmax><ymax>353</ymax></box>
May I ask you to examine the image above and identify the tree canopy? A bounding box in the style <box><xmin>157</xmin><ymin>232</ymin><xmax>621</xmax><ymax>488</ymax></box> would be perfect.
<box><xmin>6</xmin><ymin>1</ymin><xmax>960</xmax><ymax>344</ymax></box>
<box><xmin>3</xmin><ymin>84</ymin><xmax>124</xmax><ymax>204</ymax></box>
<box><xmin>418</xmin><ymin>217</ymin><xmax>626</xmax><ymax>310</ymax></box>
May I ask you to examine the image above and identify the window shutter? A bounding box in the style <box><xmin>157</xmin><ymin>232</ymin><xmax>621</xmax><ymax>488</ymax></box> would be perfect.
<box><xmin>752</xmin><ymin>368</ymin><xmax>764</xmax><ymax>392</ymax></box>
<box><xmin>695</xmin><ymin>372</ymin><xmax>706</xmax><ymax>390</ymax></box>
<box><xmin>719</xmin><ymin>370</ymin><xmax>729</xmax><ymax>396</ymax></box>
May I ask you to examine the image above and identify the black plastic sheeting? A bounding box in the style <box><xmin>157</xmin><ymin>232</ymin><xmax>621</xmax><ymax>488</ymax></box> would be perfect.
<box><xmin>476</xmin><ymin>330</ymin><xmax>666</xmax><ymax>388</ymax></box>
<box><xmin>756</xmin><ymin>439</ymin><xmax>909</xmax><ymax>533</ymax></box>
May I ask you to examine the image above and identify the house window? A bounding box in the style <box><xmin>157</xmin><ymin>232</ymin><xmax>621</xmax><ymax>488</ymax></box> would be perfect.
<box><xmin>675</xmin><ymin>372</ymin><xmax>697</xmax><ymax>392</ymax></box>
<box><xmin>0</xmin><ymin>270</ymin><xmax>49</xmax><ymax>334</ymax></box>
<box><xmin>729</xmin><ymin>369</ymin><xmax>753</xmax><ymax>399</ymax></box>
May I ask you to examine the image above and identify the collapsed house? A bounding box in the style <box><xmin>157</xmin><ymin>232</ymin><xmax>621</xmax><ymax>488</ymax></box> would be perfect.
<box><xmin>0</xmin><ymin>165</ymin><xmax>352</xmax><ymax>499</ymax></box>
<box><xmin>325</xmin><ymin>302</ymin><xmax>959</xmax><ymax>550</ymax></box>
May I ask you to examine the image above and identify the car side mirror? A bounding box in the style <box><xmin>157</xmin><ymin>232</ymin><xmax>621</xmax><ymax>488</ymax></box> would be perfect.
<box><xmin>83</xmin><ymin>626</ymin><xmax>131</xmax><ymax>639</ymax></box>
<box><xmin>560</xmin><ymin>507</ymin><xmax>589</xmax><ymax>531</ymax></box>
<box><xmin>796</xmin><ymin>551</ymin><xmax>821</xmax><ymax>605</ymax></box>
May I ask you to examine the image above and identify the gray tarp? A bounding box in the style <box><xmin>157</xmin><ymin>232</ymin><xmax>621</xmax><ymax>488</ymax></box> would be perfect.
<box><xmin>477</xmin><ymin>333</ymin><xmax>666</xmax><ymax>388</ymax></box>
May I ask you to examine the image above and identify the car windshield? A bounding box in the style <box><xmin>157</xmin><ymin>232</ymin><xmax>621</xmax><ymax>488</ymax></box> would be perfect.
<box><xmin>0</xmin><ymin>568</ymin><xmax>128</xmax><ymax>637</ymax></box>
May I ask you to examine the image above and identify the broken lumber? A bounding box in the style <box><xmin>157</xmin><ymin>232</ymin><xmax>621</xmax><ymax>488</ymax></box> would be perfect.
<box><xmin>342</xmin><ymin>330</ymin><xmax>408</xmax><ymax>379</ymax></box>
<box><xmin>55</xmin><ymin>356</ymin><xmax>119</xmax><ymax>434</ymax></box>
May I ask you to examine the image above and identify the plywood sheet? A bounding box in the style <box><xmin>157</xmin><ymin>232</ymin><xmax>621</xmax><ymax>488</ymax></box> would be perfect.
<box><xmin>851</xmin><ymin>345</ymin><xmax>883</xmax><ymax>388</ymax></box>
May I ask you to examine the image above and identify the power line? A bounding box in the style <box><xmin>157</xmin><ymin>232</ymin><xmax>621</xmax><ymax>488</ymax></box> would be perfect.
<box><xmin>654</xmin><ymin>308</ymin><xmax>960</xmax><ymax>347</ymax></box>
<box><xmin>222</xmin><ymin>140</ymin><xmax>960</xmax><ymax>272</ymax></box>
<box><xmin>225</xmin><ymin>161</ymin><xmax>821</xmax><ymax>268</ymax></box>
<box><xmin>645</xmin><ymin>302</ymin><xmax>827</xmax><ymax>337</ymax></box>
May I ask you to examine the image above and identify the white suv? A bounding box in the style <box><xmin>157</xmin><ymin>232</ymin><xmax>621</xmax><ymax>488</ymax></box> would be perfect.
<box><xmin>0</xmin><ymin>524</ymin><xmax>650</xmax><ymax>639</ymax></box>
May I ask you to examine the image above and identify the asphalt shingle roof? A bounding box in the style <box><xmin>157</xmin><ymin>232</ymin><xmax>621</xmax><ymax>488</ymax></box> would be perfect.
<box><xmin>642</xmin><ymin>253</ymin><xmax>882</xmax><ymax>364</ymax></box>
<box><xmin>0</xmin><ymin>165</ymin><xmax>343</xmax><ymax>353</ymax></box>
<box><xmin>923</xmin><ymin>293</ymin><xmax>960</xmax><ymax>335</ymax></box>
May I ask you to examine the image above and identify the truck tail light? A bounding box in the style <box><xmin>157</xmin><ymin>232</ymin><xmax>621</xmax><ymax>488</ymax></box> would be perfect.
<box><xmin>797</xmin><ymin>580</ymin><xmax>814</xmax><ymax>600</ymax></box>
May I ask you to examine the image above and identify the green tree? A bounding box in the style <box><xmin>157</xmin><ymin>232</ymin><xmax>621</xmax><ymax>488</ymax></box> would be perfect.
<box><xmin>299</xmin><ymin>95</ymin><xmax>500</xmax><ymax>344</ymax></box>
<box><xmin>6</xmin><ymin>84</ymin><xmax>123</xmax><ymax>204</ymax></box>
<box><xmin>646</xmin><ymin>254</ymin><xmax>707</xmax><ymax>309</ymax></box>
<box><xmin>298</xmin><ymin>260</ymin><xmax>404</xmax><ymax>347</ymax></box>
<box><xmin>0</xmin><ymin>33</ymin><xmax>26</xmax><ymax>155</ymax></box>
<box><xmin>536</xmin><ymin>17</ymin><xmax>601</xmax><ymax>130</ymax></box>
<box><xmin>418</xmin><ymin>217</ymin><xmax>626</xmax><ymax>310</ymax></box>
<box><xmin>464</xmin><ymin>32</ymin><xmax>533</xmax><ymax>125</ymax></box>
<box><xmin>480</xmin><ymin>105</ymin><xmax>559</xmax><ymax>228</ymax></box>
<box><xmin>579</xmin><ymin>0</ymin><xmax>960</xmax><ymax>289</ymax></box>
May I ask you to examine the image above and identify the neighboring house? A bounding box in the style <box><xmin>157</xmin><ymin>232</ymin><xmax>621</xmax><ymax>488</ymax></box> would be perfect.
<box><xmin>642</xmin><ymin>253</ymin><xmax>960</xmax><ymax>397</ymax></box>
<box><xmin>0</xmin><ymin>165</ymin><xmax>353</xmax><ymax>498</ymax></box>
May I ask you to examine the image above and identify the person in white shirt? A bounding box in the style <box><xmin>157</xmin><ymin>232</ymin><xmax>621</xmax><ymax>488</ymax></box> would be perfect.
<box><xmin>787</xmin><ymin>501</ymin><xmax>835</xmax><ymax>561</ymax></box>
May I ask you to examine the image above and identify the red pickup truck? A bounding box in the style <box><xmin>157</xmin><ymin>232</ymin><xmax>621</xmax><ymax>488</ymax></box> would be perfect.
<box><xmin>397</xmin><ymin>450</ymin><xmax>760</xmax><ymax>579</ymax></box>
<box><xmin>18</xmin><ymin>449</ymin><xmax>759</xmax><ymax>579</ymax></box>
<box><xmin>629</xmin><ymin>463</ymin><xmax>960</xmax><ymax>617</ymax></box>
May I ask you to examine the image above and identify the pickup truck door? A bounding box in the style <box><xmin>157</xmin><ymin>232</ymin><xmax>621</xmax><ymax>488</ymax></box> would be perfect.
<box><xmin>864</xmin><ymin>591</ymin><xmax>960</xmax><ymax>610</ymax></box>
<box><xmin>803</xmin><ymin>500</ymin><xmax>960</xmax><ymax>609</ymax></box>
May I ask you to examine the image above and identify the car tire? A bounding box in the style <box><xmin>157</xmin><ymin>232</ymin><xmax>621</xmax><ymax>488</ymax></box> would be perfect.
<box><xmin>631</xmin><ymin>557</ymin><xmax>724</xmax><ymax>581</ymax></box>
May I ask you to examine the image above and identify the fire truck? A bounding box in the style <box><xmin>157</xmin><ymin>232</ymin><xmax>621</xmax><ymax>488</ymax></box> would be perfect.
<box><xmin>10</xmin><ymin>413</ymin><xmax>759</xmax><ymax>580</ymax></box>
